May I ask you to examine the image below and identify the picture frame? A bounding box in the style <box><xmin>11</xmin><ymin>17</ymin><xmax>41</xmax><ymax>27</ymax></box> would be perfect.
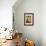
<box><xmin>24</xmin><ymin>13</ymin><xmax>34</xmax><ymax>26</ymax></box>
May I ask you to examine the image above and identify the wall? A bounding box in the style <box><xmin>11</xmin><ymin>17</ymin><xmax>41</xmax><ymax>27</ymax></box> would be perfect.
<box><xmin>0</xmin><ymin>0</ymin><xmax>16</xmax><ymax>30</ymax></box>
<box><xmin>41</xmin><ymin>0</ymin><xmax>46</xmax><ymax>46</ymax></box>
<box><xmin>13</xmin><ymin>0</ymin><xmax>41</xmax><ymax>46</ymax></box>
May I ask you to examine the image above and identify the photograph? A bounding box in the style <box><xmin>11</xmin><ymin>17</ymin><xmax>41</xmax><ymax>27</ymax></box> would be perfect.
<box><xmin>24</xmin><ymin>13</ymin><xmax>34</xmax><ymax>26</ymax></box>
<box><xmin>0</xmin><ymin>0</ymin><xmax>45</xmax><ymax>46</ymax></box>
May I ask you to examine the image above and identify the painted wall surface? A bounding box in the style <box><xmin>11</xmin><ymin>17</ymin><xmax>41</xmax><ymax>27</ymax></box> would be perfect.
<box><xmin>41</xmin><ymin>0</ymin><xmax>46</xmax><ymax>46</ymax></box>
<box><xmin>0</xmin><ymin>0</ymin><xmax>16</xmax><ymax>29</ymax></box>
<box><xmin>13</xmin><ymin>0</ymin><xmax>41</xmax><ymax>46</ymax></box>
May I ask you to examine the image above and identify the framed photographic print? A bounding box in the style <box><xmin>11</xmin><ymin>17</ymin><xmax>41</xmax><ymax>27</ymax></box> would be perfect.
<box><xmin>24</xmin><ymin>13</ymin><xmax>34</xmax><ymax>26</ymax></box>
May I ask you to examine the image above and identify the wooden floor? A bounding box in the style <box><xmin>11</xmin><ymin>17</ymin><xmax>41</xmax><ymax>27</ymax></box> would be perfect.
<box><xmin>0</xmin><ymin>39</ymin><xmax>16</xmax><ymax>46</ymax></box>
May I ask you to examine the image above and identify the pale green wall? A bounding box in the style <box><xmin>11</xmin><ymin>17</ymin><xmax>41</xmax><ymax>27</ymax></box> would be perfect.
<box><xmin>13</xmin><ymin>0</ymin><xmax>41</xmax><ymax>46</ymax></box>
<box><xmin>41</xmin><ymin>0</ymin><xmax>46</xmax><ymax>46</ymax></box>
